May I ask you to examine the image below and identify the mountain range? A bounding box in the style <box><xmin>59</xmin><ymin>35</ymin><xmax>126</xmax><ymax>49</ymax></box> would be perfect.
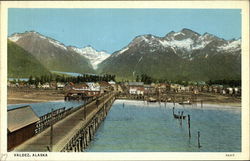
<box><xmin>8</xmin><ymin>29</ymin><xmax>241</xmax><ymax>81</ymax></box>
<box><xmin>99</xmin><ymin>28</ymin><xmax>241</xmax><ymax>81</ymax></box>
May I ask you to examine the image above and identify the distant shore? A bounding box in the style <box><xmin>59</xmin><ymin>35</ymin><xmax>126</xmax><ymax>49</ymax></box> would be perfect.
<box><xmin>7</xmin><ymin>88</ymin><xmax>241</xmax><ymax>107</ymax></box>
<box><xmin>7</xmin><ymin>88</ymin><xmax>64</xmax><ymax>104</ymax></box>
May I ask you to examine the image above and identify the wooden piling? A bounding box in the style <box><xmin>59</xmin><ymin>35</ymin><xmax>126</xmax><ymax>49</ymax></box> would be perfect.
<box><xmin>180</xmin><ymin>111</ymin><xmax>183</xmax><ymax>126</ymax></box>
<box><xmin>198</xmin><ymin>131</ymin><xmax>201</xmax><ymax>148</ymax></box>
<box><xmin>188</xmin><ymin>115</ymin><xmax>191</xmax><ymax>138</ymax></box>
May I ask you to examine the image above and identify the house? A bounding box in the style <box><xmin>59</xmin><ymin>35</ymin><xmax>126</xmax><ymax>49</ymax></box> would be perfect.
<box><xmin>233</xmin><ymin>87</ymin><xmax>239</xmax><ymax>95</ymax></box>
<box><xmin>221</xmin><ymin>89</ymin><xmax>227</xmax><ymax>95</ymax></box>
<box><xmin>129</xmin><ymin>86</ymin><xmax>144</xmax><ymax>95</ymax></box>
<box><xmin>180</xmin><ymin>86</ymin><xmax>190</xmax><ymax>92</ymax></box>
<box><xmin>144</xmin><ymin>84</ymin><xmax>156</xmax><ymax>95</ymax></box>
<box><xmin>156</xmin><ymin>83</ymin><xmax>167</xmax><ymax>94</ymax></box>
<box><xmin>41</xmin><ymin>82</ymin><xmax>50</xmax><ymax>89</ymax></box>
<box><xmin>57</xmin><ymin>82</ymin><xmax>65</xmax><ymax>90</ymax></box>
<box><xmin>128</xmin><ymin>82</ymin><xmax>145</xmax><ymax>95</ymax></box>
<box><xmin>8</xmin><ymin>106</ymin><xmax>40</xmax><ymax>151</ymax></box>
<box><xmin>86</xmin><ymin>82</ymin><xmax>100</xmax><ymax>91</ymax></box>
<box><xmin>211</xmin><ymin>85</ymin><xmax>223</xmax><ymax>93</ymax></box>
<box><xmin>170</xmin><ymin>84</ymin><xmax>181</xmax><ymax>92</ymax></box>
<box><xmin>227</xmin><ymin>87</ymin><xmax>233</xmax><ymax>95</ymax></box>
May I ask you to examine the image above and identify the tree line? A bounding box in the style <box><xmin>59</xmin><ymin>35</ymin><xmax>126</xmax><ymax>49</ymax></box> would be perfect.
<box><xmin>135</xmin><ymin>74</ymin><xmax>241</xmax><ymax>87</ymax></box>
<box><xmin>25</xmin><ymin>74</ymin><xmax>116</xmax><ymax>85</ymax></box>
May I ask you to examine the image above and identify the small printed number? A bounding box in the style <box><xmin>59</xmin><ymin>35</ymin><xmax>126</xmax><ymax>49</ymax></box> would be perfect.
<box><xmin>226</xmin><ymin>154</ymin><xmax>235</xmax><ymax>157</ymax></box>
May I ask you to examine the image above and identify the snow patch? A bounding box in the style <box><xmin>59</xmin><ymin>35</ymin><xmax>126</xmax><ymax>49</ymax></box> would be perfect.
<box><xmin>72</xmin><ymin>46</ymin><xmax>110</xmax><ymax>69</ymax></box>
<box><xmin>116</xmin><ymin>47</ymin><xmax>129</xmax><ymax>57</ymax></box>
<box><xmin>218</xmin><ymin>39</ymin><xmax>241</xmax><ymax>51</ymax></box>
<box><xmin>48</xmin><ymin>39</ymin><xmax>67</xmax><ymax>50</ymax></box>
<box><xmin>173</xmin><ymin>32</ymin><xmax>185</xmax><ymax>37</ymax></box>
<box><xmin>8</xmin><ymin>34</ymin><xmax>21</xmax><ymax>42</ymax></box>
<box><xmin>159</xmin><ymin>38</ymin><xmax>193</xmax><ymax>51</ymax></box>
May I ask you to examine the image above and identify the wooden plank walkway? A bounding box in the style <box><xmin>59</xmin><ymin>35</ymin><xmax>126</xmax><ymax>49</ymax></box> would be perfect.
<box><xmin>13</xmin><ymin>92</ymin><xmax>115</xmax><ymax>152</ymax></box>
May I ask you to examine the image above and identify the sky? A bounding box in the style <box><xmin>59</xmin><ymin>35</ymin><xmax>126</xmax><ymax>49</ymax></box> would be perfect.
<box><xmin>8</xmin><ymin>9</ymin><xmax>241</xmax><ymax>54</ymax></box>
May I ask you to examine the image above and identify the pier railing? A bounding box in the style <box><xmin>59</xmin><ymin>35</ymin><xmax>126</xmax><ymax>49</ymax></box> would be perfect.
<box><xmin>60</xmin><ymin>92</ymin><xmax>115</xmax><ymax>152</ymax></box>
<box><xmin>35</xmin><ymin>107</ymin><xmax>70</xmax><ymax>134</ymax></box>
<box><xmin>35</xmin><ymin>93</ymin><xmax>112</xmax><ymax>135</ymax></box>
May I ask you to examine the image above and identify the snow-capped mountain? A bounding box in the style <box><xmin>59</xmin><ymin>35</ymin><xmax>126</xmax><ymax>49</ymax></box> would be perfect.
<box><xmin>112</xmin><ymin>28</ymin><xmax>240</xmax><ymax>59</ymax></box>
<box><xmin>99</xmin><ymin>28</ymin><xmax>241</xmax><ymax>80</ymax></box>
<box><xmin>70</xmin><ymin>46</ymin><xmax>110</xmax><ymax>69</ymax></box>
<box><xmin>8</xmin><ymin>29</ymin><xmax>241</xmax><ymax>81</ymax></box>
<box><xmin>9</xmin><ymin>31</ymin><xmax>68</xmax><ymax>50</ymax></box>
<box><xmin>8</xmin><ymin>31</ymin><xmax>95</xmax><ymax>73</ymax></box>
<box><xmin>8</xmin><ymin>31</ymin><xmax>110</xmax><ymax>72</ymax></box>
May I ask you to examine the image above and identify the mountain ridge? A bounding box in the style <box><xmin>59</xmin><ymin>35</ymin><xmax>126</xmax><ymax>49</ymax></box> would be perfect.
<box><xmin>8</xmin><ymin>29</ymin><xmax>241</xmax><ymax>81</ymax></box>
<box><xmin>8</xmin><ymin>31</ymin><xmax>110</xmax><ymax>71</ymax></box>
<box><xmin>98</xmin><ymin>28</ymin><xmax>241</xmax><ymax>81</ymax></box>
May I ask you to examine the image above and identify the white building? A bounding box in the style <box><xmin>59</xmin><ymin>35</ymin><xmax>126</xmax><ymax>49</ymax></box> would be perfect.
<box><xmin>86</xmin><ymin>82</ymin><xmax>100</xmax><ymax>91</ymax></box>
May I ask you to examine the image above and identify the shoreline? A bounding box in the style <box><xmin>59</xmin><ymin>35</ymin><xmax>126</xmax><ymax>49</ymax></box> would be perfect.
<box><xmin>7</xmin><ymin>88</ymin><xmax>241</xmax><ymax>107</ymax></box>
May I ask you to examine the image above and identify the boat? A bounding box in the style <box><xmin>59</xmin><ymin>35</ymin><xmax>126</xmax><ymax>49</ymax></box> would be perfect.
<box><xmin>179</xmin><ymin>100</ymin><xmax>192</xmax><ymax>105</ymax></box>
<box><xmin>147</xmin><ymin>97</ymin><xmax>157</xmax><ymax>102</ymax></box>
<box><xmin>173</xmin><ymin>114</ymin><xmax>186</xmax><ymax>119</ymax></box>
<box><xmin>172</xmin><ymin>107</ymin><xmax>186</xmax><ymax>119</ymax></box>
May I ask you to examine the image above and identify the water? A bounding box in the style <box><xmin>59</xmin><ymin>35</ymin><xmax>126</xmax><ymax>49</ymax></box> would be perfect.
<box><xmin>86</xmin><ymin>100</ymin><xmax>241</xmax><ymax>152</ymax></box>
<box><xmin>7</xmin><ymin>100</ymin><xmax>84</xmax><ymax>117</ymax></box>
<box><xmin>8</xmin><ymin>78</ymin><xmax>29</xmax><ymax>82</ymax></box>
<box><xmin>51</xmin><ymin>71</ymin><xmax>98</xmax><ymax>77</ymax></box>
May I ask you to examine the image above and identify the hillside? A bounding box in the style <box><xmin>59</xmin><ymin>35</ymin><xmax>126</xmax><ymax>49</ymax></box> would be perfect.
<box><xmin>8</xmin><ymin>40</ymin><xmax>50</xmax><ymax>78</ymax></box>
<box><xmin>98</xmin><ymin>29</ymin><xmax>241</xmax><ymax>81</ymax></box>
<box><xmin>8</xmin><ymin>31</ymin><xmax>95</xmax><ymax>74</ymax></box>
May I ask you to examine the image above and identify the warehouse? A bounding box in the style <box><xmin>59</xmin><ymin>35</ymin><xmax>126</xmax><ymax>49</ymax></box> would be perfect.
<box><xmin>8</xmin><ymin>105</ymin><xmax>40</xmax><ymax>151</ymax></box>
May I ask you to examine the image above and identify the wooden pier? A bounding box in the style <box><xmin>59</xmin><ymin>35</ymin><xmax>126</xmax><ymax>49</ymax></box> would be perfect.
<box><xmin>13</xmin><ymin>92</ymin><xmax>115</xmax><ymax>152</ymax></box>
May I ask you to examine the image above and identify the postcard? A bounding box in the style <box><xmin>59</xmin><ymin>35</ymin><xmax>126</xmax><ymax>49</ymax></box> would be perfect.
<box><xmin>0</xmin><ymin>1</ymin><xmax>249</xmax><ymax>160</ymax></box>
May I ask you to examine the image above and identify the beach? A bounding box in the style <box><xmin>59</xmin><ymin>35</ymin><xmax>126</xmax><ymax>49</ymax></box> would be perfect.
<box><xmin>7</xmin><ymin>88</ymin><xmax>241</xmax><ymax>107</ymax></box>
<box><xmin>7</xmin><ymin>88</ymin><xmax>64</xmax><ymax>104</ymax></box>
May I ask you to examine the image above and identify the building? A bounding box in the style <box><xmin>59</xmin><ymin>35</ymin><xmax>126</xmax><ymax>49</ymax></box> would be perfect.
<box><xmin>86</xmin><ymin>82</ymin><xmax>100</xmax><ymax>91</ymax></box>
<box><xmin>8</xmin><ymin>106</ymin><xmax>40</xmax><ymax>151</ymax></box>
<box><xmin>57</xmin><ymin>82</ymin><xmax>65</xmax><ymax>90</ymax></box>
<box><xmin>144</xmin><ymin>84</ymin><xmax>156</xmax><ymax>95</ymax></box>
<box><xmin>128</xmin><ymin>82</ymin><xmax>145</xmax><ymax>95</ymax></box>
<box><xmin>41</xmin><ymin>82</ymin><xmax>50</xmax><ymax>89</ymax></box>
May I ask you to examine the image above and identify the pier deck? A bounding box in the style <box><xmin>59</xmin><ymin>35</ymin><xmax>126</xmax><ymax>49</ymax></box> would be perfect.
<box><xmin>13</xmin><ymin>92</ymin><xmax>115</xmax><ymax>152</ymax></box>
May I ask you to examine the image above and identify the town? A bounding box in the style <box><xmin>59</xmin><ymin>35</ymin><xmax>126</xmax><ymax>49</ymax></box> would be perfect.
<box><xmin>7</xmin><ymin>74</ymin><xmax>241</xmax><ymax>105</ymax></box>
